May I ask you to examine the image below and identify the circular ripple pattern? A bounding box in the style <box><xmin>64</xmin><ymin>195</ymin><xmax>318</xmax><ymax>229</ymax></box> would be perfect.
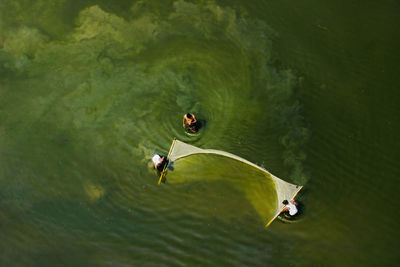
<box><xmin>0</xmin><ymin>1</ymin><xmax>309</xmax><ymax>266</ymax></box>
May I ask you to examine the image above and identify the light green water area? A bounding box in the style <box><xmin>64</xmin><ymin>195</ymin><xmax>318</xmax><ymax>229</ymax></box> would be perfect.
<box><xmin>0</xmin><ymin>0</ymin><xmax>399</xmax><ymax>266</ymax></box>
<box><xmin>165</xmin><ymin>154</ymin><xmax>278</xmax><ymax>223</ymax></box>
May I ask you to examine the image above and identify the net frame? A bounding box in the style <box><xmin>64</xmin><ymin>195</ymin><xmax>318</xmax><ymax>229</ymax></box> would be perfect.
<box><xmin>158</xmin><ymin>138</ymin><xmax>303</xmax><ymax>227</ymax></box>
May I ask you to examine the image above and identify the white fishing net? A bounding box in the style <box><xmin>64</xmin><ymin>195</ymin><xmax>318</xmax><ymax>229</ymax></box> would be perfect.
<box><xmin>160</xmin><ymin>139</ymin><xmax>303</xmax><ymax>226</ymax></box>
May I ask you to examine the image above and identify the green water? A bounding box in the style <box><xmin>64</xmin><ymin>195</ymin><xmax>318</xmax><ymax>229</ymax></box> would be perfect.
<box><xmin>0</xmin><ymin>0</ymin><xmax>399</xmax><ymax>266</ymax></box>
<box><xmin>165</xmin><ymin>154</ymin><xmax>278</xmax><ymax>223</ymax></box>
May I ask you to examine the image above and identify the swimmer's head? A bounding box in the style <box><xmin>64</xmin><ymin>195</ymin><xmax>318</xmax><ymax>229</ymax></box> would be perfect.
<box><xmin>282</xmin><ymin>200</ymin><xmax>289</xmax><ymax>205</ymax></box>
<box><xmin>186</xmin><ymin>113</ymin><xmax>192</xmax><ymax>118</ymax></box>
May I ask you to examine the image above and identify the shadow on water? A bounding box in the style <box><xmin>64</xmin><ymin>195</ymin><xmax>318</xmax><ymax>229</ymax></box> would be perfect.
<box><xmin>184</xmin><ymin>119</ymin><xmax>206</xmax><ymax>137</ymax></box>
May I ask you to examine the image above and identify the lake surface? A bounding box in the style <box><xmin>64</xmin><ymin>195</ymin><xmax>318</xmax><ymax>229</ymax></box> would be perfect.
<box><xmin>0</xmin><ymin>0</ymin><xmax>399</xmax><ymax>266</ymax></box>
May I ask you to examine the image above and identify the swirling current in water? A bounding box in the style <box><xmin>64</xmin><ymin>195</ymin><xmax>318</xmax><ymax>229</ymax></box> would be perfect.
<box><xmin>0</xmin><ymin>1</ymin><xmax>309</xmax><ymax>265</ymax></box>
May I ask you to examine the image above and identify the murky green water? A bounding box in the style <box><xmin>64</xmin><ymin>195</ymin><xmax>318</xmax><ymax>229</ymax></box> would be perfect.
<box><xmin>165</xmin><ymin>154</ymin><xmax>278</xmax><ymax>223</ymax></box>
<box><xmin>0</xmin><ymin>0</ymin><xmax>399</xmax><ymax>266</ymax></box>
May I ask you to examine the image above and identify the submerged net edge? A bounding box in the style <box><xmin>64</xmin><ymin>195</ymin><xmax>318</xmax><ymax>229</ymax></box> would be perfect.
<box><xmin>167</xmin><ymin>139</ymin><xmax>303</xmax><ymax>226</ymax></box>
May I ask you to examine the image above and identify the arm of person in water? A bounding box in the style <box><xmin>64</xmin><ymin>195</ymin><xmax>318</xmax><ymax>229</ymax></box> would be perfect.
<box><xmin>192</xmin><ymin>115</ymin><xmax>197</xmax><ymax>123</ymax></box>
<box><xmin>281</xmin><ymin>206</ymin><xmax>289</xmax><ymax>212</ymax></box>
<box><xmin>182</xmin><ymin>116</ymin><xmax>186</xmax><ymax>127</ymax></box>
<box><xmin>290</xmin><ymin>200</ymin><xmax>298</xmax><ymax>205</ymax></box>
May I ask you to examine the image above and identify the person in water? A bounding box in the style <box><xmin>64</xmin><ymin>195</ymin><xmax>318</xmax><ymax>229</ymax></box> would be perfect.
<box><xmin>282</xmin><ymin>199</ymin><xmax>298</xmax><ymax>216</ymax></box>
<box><xmin>182</xmin><ymin>113</ymin><xmax>198</xmax><ymax>132</ymax></box>
<box><xmin>152</xmin><ymin>153</ymin><xmax>168</xmax><ymax>172</ymax></box>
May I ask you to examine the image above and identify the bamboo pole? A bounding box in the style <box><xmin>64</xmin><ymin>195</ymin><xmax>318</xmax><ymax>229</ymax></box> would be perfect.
<box><xmin>157</xmin><ymin>138</ymin><xmax>176</xmax><ymax>185</ymax></box>
<box><xmin>265</xmin><ymin>185</ymin><xmax>303</xmax><ymax>227</ymax></box>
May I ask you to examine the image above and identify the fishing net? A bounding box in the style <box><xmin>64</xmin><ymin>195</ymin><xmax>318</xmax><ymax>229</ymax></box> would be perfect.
<box><xmin>158</xmin><ymin>139</ymin><xmax>303</xmax><ymax>227</ymax></box>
